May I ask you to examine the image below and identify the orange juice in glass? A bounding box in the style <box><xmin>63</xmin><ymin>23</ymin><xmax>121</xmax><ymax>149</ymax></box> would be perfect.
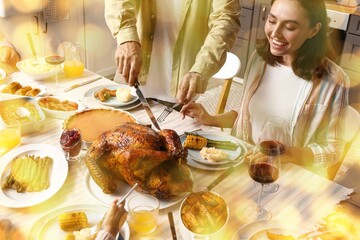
<box><xmin>128</xmin><ymin>194</ymin><xmax>159</xmax><ymax>234</ymax></box>
<box><xmin>0</xmin><ymin>124</ymin><xmax>21</xmax><ymax>156</ymax></box>
<box><xmin>64</xmin><ymin>60</ymin><xmax>84</xmax><ymax>77</ymax></box>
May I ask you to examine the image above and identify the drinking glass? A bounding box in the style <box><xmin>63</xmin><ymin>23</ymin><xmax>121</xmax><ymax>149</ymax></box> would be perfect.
<box><xmin>45</xmin><ymin>36</ymin><xmax>65</xmax><ymax>93</ymax></box>
<box><xmin>0</xmin><ymin>124</ymin><xmax>21</xmax><ymax>157</ymax></box>
<box><xmin>248</xmin><ymin>140</ymin><xmax>282</xmax><ymax>220</ymax></box>
<box><xmin>253</xmin><ymin>116</ymin><xmax>289</xmax><ymax>193</ymax></box>
<box><xmin>127</xmin><ymin>194</ymin><xmax>159</xmax><ymax>235</ymax></box>
<box><xmin>60</xmin><ymin>128</ymin><xmax>82</xmax><ymax>164</ymax></box>
<box><xmin>247</xmin><ymin>116</ymin><xmax>287</xmax><ymax>220</ymax></box>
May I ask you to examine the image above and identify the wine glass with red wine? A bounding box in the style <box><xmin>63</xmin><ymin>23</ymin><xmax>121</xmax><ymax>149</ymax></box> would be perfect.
<box><xmin>45</xmin><ymin>36</ymin><xmax>65</xmax><ymax>93</ymax></box>
<box><xmin>253</xmin><ymin>116</ymin><xmax>289</xmax><ymax>193</ymax></box>
<box><xmin>247</xmin><ymin>116</ymin><xmax>288</xmax><ymax>220</ymax></box>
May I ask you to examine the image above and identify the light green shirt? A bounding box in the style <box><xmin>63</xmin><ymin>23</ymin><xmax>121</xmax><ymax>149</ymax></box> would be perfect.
<box><xmin>105</xmin><ymin>0</ymin><xmax>241</xmax><ymax>97</ymax></box>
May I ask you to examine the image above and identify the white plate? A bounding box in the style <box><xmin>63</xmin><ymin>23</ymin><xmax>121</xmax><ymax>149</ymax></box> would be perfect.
<box><xmin>0</xmin><ymin>82</ymin><xmax>48</xmax><ymax>97</ymax></box>
<box><xmin>232</xmin><ymin>220</ymin><xmax>299</xmax><ymax>240</ymax></box>
<box><xmin>84</xmin><ymin>170</ymin><xmax>188</xmax><ymax>210</ymax></box>
<box><xmin>180</xmin><ymin>131</ymin><xmax>243</xmax><ymax>165</ymax></box>
<box><xmin>84</xmin><ymin>85</ymin><xmax>141</xmax><ymax>111</ymax></box>
<box><xmin>0</xmin><ymin>144</ymin><xmax>68</xmax><ymax>208</ymax></box>
<box><xmin>181</xmin><ymin>133</ymin><xmax>247</xmax><ymax>171</ymax></box>
<box><xmin>92</xmin><ymin>85</ymin><xmax>138</xmax><ymax>107</ymax></box>
<box><xmin>28</xmin><ymin>204</ymin><xmax>130</xmax><ymax>240</ymax></box>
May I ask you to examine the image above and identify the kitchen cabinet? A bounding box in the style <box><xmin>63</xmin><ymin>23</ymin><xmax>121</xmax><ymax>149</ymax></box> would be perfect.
<box><xmin>231</xmin><ymin>0</ymin><xmax>271</xmax><ymax>77</ymax></box>
<box><xmin>340</xmin><ymin>15</ymin><xmax>360</xmax><ymax>105</ymax></box>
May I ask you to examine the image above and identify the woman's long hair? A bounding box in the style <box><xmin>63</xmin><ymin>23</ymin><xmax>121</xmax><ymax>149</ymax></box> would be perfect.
<box><xmin>257</xmin><ymin>0</ymin><xmax>332</xmax><ymax>79</ymax></box>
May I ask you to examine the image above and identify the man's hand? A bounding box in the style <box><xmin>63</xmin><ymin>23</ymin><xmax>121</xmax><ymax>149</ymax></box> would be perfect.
<box><xmin>115</xmin><ymin>41</ymin><xmax>142</xmax><ymax>86</ymax></box>
<box><xmin>176</xmin><ymin>72</ymin><xmax>207</xmax><ymax>104</ymax></box>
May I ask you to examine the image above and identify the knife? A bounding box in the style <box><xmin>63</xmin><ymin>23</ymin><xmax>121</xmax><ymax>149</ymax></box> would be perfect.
<box><xmin>134</xmin><ymin>80</ymin><xmax>161</xmax><ymax>130</ymax></box>
<box><xmin>64</xmin><ymin>76</ymin><xmax>102</xmax><ymax>92</ymax></box>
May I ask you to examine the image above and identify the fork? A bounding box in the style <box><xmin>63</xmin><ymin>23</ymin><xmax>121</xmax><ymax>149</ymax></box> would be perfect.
<box><xmin>89</xmin><ymin>183</ymin><xmax>138</xmax><ymax>237</ymax></box>
<box><xmin>157</xmin><ymin>103</ymin><xmax>181</xmax><ymax>123</ymax></box>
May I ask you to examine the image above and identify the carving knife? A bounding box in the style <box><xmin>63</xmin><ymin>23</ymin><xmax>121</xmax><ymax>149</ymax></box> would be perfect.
<box><xmin>134</xmin><ymin>80</ymin><xmax>161</xmax><ymax>130</ymax></box>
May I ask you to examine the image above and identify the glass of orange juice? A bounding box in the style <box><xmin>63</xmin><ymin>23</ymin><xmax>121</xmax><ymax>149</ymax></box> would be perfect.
<box><xmin>64</xmin><ymin>42</ymin><xmax>84</xmax><ymax>78</ymax></box>
<box><xmin>127</xmin><ymin>194</ymin><xmax>159</xmax><ymax>235</ymax></box>
<box><xmin>0</xmin><ymin>124</ymin><xmax>21</xmax><ymax>157</ymax></box>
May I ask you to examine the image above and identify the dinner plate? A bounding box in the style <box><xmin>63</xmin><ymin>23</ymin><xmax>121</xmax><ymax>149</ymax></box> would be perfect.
<box><xmin>92</xmin><ymin>85</ymin><xmax>138</xmax><ymax>107</ymax></box>
<box><xmin>0</xmin><ymin>144</ymin><xmax>68</xmax><ymax>208</ymax></box>
<box><xmin>28</xmin><ymin>204</ymin><xmax>130</xmax><ymax>240</ymax></box>
<box><xmin>84</xmin><ymin>170</ymin><xmax>188</xmax><ymax>210</ymax></box>
<box><xmin>180</xmin><ymin>131</ymin><xmax>243</xmax><ymax>166</ymax></box>
<box><xmin>84</xmin><ymin>84</ymin><xmax>141</xmax><ymax>110</ymax></box>
<box><xmin>232</xmin><ymin>220</ymin><xmax>299</xmax><ymax>240</ymax></box>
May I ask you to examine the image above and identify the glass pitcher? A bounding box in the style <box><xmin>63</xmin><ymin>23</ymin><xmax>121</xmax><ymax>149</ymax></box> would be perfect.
<box><xmin>64</xmin><ymin>42</ymin><xmax>84</xmax><ymax>77</ymax></box>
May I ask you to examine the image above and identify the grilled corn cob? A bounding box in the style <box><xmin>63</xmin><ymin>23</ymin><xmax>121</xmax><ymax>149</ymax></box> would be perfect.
<box><xmin>183</xmin><ymin>135</ymin><xmax>207</xmax><ymax>150</ymax></box>
<box><xmin>58</xmin><ymin>211</ymin><xmax>89</xmax><ymax>231</ymax></box>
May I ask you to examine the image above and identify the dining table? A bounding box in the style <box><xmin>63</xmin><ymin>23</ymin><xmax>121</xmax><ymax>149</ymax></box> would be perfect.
<box><xmin>0</xmin><ymin>70</ymin><xmax>358</xmax><ymax>240</ymax></box>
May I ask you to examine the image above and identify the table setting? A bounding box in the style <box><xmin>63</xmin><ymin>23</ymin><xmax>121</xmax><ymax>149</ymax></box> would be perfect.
<box><xmin>0</xmin><ymin>68</ymin><xmax>358</xmax><ymax>240</ymax></box>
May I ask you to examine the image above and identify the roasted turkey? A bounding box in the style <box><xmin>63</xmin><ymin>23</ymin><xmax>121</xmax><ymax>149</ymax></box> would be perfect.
<box><xmin>84</xmin><ymin>122</ymin><xmax>193</xmax><ymax>199</ymax></box>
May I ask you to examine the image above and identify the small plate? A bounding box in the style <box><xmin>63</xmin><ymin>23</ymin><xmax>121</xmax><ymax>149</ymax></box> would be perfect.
<box><xmin>0</xmin><ymin>82</ymin><xmax>47</xmax><ymax>97</ymax></box>
<box><xmin>92</xmin><ymin>85</ymin><xmax>138</xmax><ymax>107</ymax></box>
<box><xmin>0</xmin><ymin>144</ymin><xmax>68</xmax><ymax>208</ymax></box>
<box><xmin>28</xmin><ymin>204</ymin><xmax>130</xmax><ymax>240</ymax></box>
<box><xmin>84</xmin><ymin>85</ymin><xmax>141</xmax><ymax>111</ymax></box>
<box><xmin>232</xmin><ymin>220</ymin><xmax>299</xmax><ymax>240</ymax></box>
<box><xmin>84</xmin><ymin>170</ymin><xmax>188</xmax><ymax>210</ymax></box>
<box><xmin>180</xmin><ymin>131</ymin><xmax>245</xmax><ymax>166</ymax></box>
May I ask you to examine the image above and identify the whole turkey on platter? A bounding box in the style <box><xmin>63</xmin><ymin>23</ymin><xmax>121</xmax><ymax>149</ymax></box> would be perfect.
<box><xmin>85</xmin><ymin>123</ymin><xmax>193</xmax><ymax>199</ymax></box>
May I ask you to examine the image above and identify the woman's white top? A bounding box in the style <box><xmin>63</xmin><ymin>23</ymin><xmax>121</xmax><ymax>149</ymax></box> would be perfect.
<box><xmin>249</xmin><ymin>64</ymin><xmax>304</xmax><ymax>143</ymax></box>
<box><xmin>144</xmin><ymin>0</ymin><xmax>182</xmax><ymax>103</ymax></box>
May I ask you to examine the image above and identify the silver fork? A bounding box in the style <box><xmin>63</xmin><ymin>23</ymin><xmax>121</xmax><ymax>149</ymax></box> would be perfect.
<box><xmin>157</xmin><ymin>103</ymin><xmax>181</xmax><ymax>123</ymax></box>
<box><xmin>89</xmin><ymin>183</ymin><xmax>138</xmax><ymax>237</ymax></box>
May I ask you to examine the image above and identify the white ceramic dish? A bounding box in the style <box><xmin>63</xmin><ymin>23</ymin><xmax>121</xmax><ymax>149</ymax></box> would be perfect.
<box><xmin>16</xmin><ymin>57</ymin><xmax>62</xmax><ymax>81</ymax></box>
<box><xmin>92</xmin><ymin>85</ymin><xmax>138</xmax><ymax>107</ymax></box>
<box><xmin>37</xmin><ymin>96</ymin><xmax>84</xmax><ymax>119</ymax></box>
<box><xmin>84</xmin><ymin>85</ymin><xmax>141</xmax><ymax>111</ymax></box>
<box><xmin>0</xmin><ymin>82</ymin><xmax>47</xmax><ymax>98</ymax></box>
<box><xmin>0</xmin><ymin>144</ymin><xmax>68</xmax><ymax>208</ymax></box>
<box><xmin>84</xmin><ymin>170</ymin><xmax>188</xmax><ymax>210</ymax></box>
<box><xmin>180</xmin><ymin>131</ymin><xmax>243</xmax><ymax>166</ymax></box>
<box><xmin>28</xmin><ymin>204</ymin><xmax>130</xmax><ymax>240</ymax></box>
<box><xmin>232</xmin><ymin>220</ymin><xmax>299</xmax><ymax>240</ymax></box>
<box><xmin>0</xmin><ymin>96</ymin><xmax>46</xmax><ymax>134</ymax></box>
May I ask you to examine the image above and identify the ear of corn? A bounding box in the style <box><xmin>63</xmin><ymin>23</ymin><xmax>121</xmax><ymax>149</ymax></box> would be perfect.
<box><xmin>183</xmin><ymin>135</ymin><xmax>208</xmax><ymax>150</ymax></box>
<box><xmin>58</xmin><ymin>211</ymin><xmax>89</xmax><ymax>231</ymax></box>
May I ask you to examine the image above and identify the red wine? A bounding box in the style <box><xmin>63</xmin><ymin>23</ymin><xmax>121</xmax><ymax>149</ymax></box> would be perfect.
<box><xmin>249</xmin><ymin>162</ymin><xmax>279</xmax><ymax>184</ymax></box>
<box><xmin>259</xmin><ymin>140</ymin><xmax>285</xmax><ymax>156</ymax></box>
<box><xmin>45</xmin><ymin>55</ymin><xmax>65</xmax><ymax>65</ymax></box>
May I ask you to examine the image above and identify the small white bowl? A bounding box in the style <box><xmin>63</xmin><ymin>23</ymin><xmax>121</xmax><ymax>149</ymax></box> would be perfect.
<box><xmin>16</xmin><ymin>57</ymin><xmax>62</xmax><ymax>81</ymax></box>
<box><xmin>37</xmin><ymin>96</ymin><xmax>83</xmax><ymax>119</ymax></box>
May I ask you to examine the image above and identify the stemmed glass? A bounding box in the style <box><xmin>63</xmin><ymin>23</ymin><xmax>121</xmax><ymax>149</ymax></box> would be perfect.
<box><xmin>247</xmin><ymin>116</ymin><xmax>287</xmax><ymax>220</ymax></box>
<box><xmin>253</xmin><ymin>116</ymin><xmax>289</xmax><ymax>193</ymax></box>
<box><xmin>45</xmin><ymin>36</ymin><xmax>65</xmax><ymax>93</ymax></box>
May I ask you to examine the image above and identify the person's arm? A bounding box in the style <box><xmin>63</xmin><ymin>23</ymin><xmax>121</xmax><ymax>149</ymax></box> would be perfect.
<box><xmin>104</xmin><ymin>0</ymin><xmax>142</xmax><ymax>85</ymax></box>
<box><xmin>177</xmin><ymin>0</ymin><xmax>241</xmax><ymax>103</ymax></box>
<box><xmin>180</xmin><ymin>102</ymin><xmax>238</xmax><ymax>128</ymax></box>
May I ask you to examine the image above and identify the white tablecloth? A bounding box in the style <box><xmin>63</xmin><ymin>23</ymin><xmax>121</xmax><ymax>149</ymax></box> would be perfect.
<box><xmin>0</xmin><ymin>72</ymin><xmax>353</xmax><ymax>240</ymax></box>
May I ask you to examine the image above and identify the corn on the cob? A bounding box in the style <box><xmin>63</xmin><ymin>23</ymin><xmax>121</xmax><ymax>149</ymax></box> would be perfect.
<box><xmin>183</xmin><ymin>135</ymin><xmax>207</xmax><ymax>150</ymax></box>
<box><xmin>58</xmin><ymin>211</ymin><xmax>89</xmax><ymax>231</ymax></box>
